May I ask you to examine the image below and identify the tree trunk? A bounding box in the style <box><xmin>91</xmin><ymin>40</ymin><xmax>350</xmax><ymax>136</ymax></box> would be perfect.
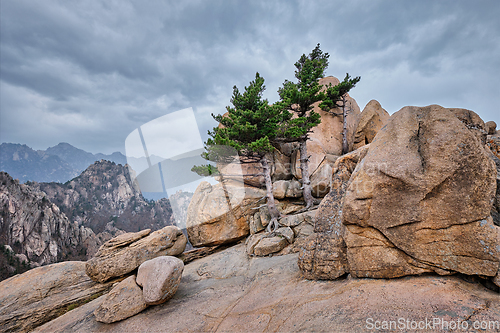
<box><xmin>299</xmin><ymin>138</ymin><xmax>314</xmax><ymax>210</ymax></box>
<box><xmin>342</xmin><ymin>96</ymin><xmax>349</xmax><ymax>155</ymax></box>
<box><xmin>261</xmin><ymin>156</ymin><xmax>281</xmax><ymax>232</ymax></box>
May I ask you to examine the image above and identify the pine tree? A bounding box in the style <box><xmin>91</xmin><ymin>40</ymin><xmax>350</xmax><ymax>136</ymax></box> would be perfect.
<box><xmin>193</xmin><ymin>72</ymin><xmax>290</xmax><ymax>232</ymax></box>
<box><xmin>276</xmin><ymin>44</ymin><xmax>327</xmax><ymax>210</ymax></box>
<box><xmin>319</xmin><ymin>73</ymin><xmax>361</xmax><ymax>155</ymax></box>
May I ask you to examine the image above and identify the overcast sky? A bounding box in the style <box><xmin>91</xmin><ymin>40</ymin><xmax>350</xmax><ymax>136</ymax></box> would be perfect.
<box><xmin>1</xmin><ymin>0</ymin><xmax>499</xmax><ymax>154</ymax></box>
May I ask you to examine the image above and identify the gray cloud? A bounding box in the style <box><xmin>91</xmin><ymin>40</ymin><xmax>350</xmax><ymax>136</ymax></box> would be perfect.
<box><xmin>1</xmin><ymin>0</ymin><xmax>499</xmax><ymax>154</ymax></box>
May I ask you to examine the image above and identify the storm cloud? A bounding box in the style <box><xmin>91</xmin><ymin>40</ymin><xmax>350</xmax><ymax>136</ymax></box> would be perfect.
<box><xmin>1</xmin><ymin>0</ymin><xmax>499</xmax><ymax>154</ymax></box>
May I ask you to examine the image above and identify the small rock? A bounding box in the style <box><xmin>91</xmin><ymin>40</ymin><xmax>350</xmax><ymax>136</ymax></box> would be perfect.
<box><xmin>276</xmin><ymin>227</ymin><xmax>294</xmax><ymax>244</ymax></box>
<box><xmin>249</xmin><ymin>212</ymin><xmax>265</xmax><ymax>234</ymax></box>
<box><xmin>14</xmin><ymin>253</ymin><xmax>28</xmax><ymax>264</ymax></box>
<box><xmin>136</xmin><ymin>256</ymin><xmax>184</xmax><ymax>305</ymax></box>
<box><xmin>272</xmin><ymin>180</ymin><xmax>289</xmax><ymax>199</ymax></box>
<box><xmin>280</xmin><ymin>210</ymin><xmax>316</xmax><ymax>228</ymax></box>
<box><xmin>285</xmin><ymin>179</ymin><xmax>302</xmax><ymax>198</ymax></box>
<box><xmin>259</xmin><ymin>206</ymin><xmax>271</xmax><ymax>228</ymax></box>
<box><xmin>277</xmin><ymin>202</ymin><xmax>304</xmax><ymax>215</ymax></box>
<box><xmin>254</xmin><ymin>236</ymin><xmax>288</xmax><ymax>256</ymax></box>
<box><xmin>271</xmin><ymin>149</ymin><xmax>293</xmax><ymax>181</ymax></box>
<box><xmin>246</xmin><ymin>233</ymin><xmax>266</xmax><ymax>255</ymax></box>
<box><xmin>94</xmin><ymin>275</ymin><xmax>147</xmax><ymax>324</ymax></box>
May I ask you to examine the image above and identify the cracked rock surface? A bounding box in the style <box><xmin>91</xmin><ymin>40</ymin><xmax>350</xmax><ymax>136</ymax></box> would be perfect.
<box><xmin>343</xmin><ymin>105</ymin><xmax>499</xmax><ymax>278</ymax></box>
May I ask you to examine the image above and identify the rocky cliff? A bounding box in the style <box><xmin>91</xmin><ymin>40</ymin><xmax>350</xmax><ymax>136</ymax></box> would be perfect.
<box><xmin>32</xmin><ymin>160</ymin><xmax>175</xmax><ymax>234</ymax></box>
<box><xmin>0</xmin><ymin>172</ymin><xmax>86</xmax><ymax>281</ymax></box>
<box><xmin>0</xmin><ymin>160</ymin><xmax>178</xmax><ymax>282</ymax></box>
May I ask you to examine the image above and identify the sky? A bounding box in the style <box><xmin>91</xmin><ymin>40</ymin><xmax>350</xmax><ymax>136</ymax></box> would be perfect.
<box><xmin>1</xmin><ymin>0</ymin><xmax>499</xmax><ymax>155</ymax></box>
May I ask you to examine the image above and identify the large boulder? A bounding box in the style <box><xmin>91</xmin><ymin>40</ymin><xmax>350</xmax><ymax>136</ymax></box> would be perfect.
<box><xmin>298</xmin><ymin>145</ymin><xmax>369</xmax><ymax>279</ymax></box>
<box><xmin>215</xmin><ymin>145</ymin><xmax>292</xmax><ymax>189</ymax></box>
<box><xmin>85</xmin><ymin>226</ymin><xmax>187</xmax><ymax>283</ymax></box>
<box><xmin>186</xmin><ymin>181</ymin><xmax>266</xmax><ymax>247</ymax></box>
<box><xmin>353</xmin><ymin>100</ymin><xmax>390</xmax><ymax>150</ymax></box>
<box><xmin>136</xmin><ymin>256</ymin><xmax>184</xmax><ymax>305</ymax></box>
<box><xmin>291</xmin><ymin>138</ymin><xmax>326</xmax><ymax>180</ymax></box>
<box><xmin>308</xmin><ymin>76</ymin><xmax>361</xmax><ymax>155</ymax></box>
<box><xmin>343</xmin><ymin>105</ymin><xmax>500</xmax><ymax>278</ymax></box>
<box><xmin>449</xmin><ymin>108</ymin><xmax>487</xmax><ymax>144</ymax></box>
<box><xmin>93</xmin><ymin>275</ymin><xmax>147</xmax><ymax>324</ymax></box>
<box><xmin>309</xmin><ymin>156</ymin><xmax>338</xmax><ymax>197</ymax></box>
<box><xmin>0</xmin><ymin>261</ymin><xmax>115</xmax><ymax>332</ymax></box>
<box><xmin>486</xmin><ymin>121</ymin><xmax>497</xmax><ymax>135</ymax></box>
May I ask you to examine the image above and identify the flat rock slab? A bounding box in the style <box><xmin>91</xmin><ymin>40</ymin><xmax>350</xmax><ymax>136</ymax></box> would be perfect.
<box><xmin>0</xmin><ymin>261</ymin><xmax>116</xmax><ymax>333</ymax></box>
<box><xmin>35</xmin><ymin>244</ymin><xmax>500</xmax><ymax>333</ymax></box>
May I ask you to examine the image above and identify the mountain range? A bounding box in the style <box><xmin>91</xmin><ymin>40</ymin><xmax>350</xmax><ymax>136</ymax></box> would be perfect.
<box><xmin>0</xmin><ymin>142</ymin><xmax>127</xmax><ymax>183</ymax></box>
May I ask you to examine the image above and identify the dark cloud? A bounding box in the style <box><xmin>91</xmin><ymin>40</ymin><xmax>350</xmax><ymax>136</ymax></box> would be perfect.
<box><xmin>1</xmin><ymin>0</ymin><xmax>499</xmax><ymax>154</ymax></box>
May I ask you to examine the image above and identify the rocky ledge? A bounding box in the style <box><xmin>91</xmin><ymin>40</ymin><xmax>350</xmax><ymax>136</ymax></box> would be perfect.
<box><xmin>34</xmin><ymin>243</ymin><xmax>499</xmax><ymax>333</ymax></box>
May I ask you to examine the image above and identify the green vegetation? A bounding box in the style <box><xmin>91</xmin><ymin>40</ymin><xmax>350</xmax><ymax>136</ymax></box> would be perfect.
<box><xmin>194</xmin><ymin>44</ymin><xmax>360</xmax><ymax>225</ymax></box>
<box><xmin>276</xmin><ymin>44</ymin><xmax>328</xmax><ymax>210</ymax></box>
<box><xmin>194</xmin><ymin>73</ymin><xmax>291</xmax><ymax>231</ymax></box>
<box><xmin>0</xmin><ymin>245</ymin><xmax>31</xmax><ymax>281</ymax></box>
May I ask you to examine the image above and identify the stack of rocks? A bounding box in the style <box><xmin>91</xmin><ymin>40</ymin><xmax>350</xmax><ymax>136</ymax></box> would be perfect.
<box><xmin>85</xmin><ymin>226</ymin><xmax>187</xmax><ymax>323</ymax></box>
<box><xmin>298</xmin><ymin>105</ymin><xmax>500</xmax><ymax>288</ymax></box>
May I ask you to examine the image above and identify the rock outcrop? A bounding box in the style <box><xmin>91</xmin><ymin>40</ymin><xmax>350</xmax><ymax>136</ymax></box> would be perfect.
<box><xmin>35</xmin><ymin>160</ymin><xmax>175</xmax><ymax>234</ymax></box>
<box><xmin>352</xmin><ymin>100</ymin><xmax>390</xmax><ymax>150</ymax></box>
<box><xmin>136</xmin><ymin>256</ymin><xmax>184</xmax><ymax>305</ymax></box>
<box><xmin>343</xmin><ymin>105</ymin><xmax>499</xmax><ymax>278</ymax></box>
<box><xmin>33</xmin><ymin>244</ymin><xmax>500</xmax><ymax>333</ymax></box>
<box><xmin>0</xmin><ymin>172</ymin><xmax>86</xmax><ymax>275</ymax></box>
<box><xmin>85</xmin><ymin>226</ymin><xmax>186</xmax><ymax>283</ymax></box>
<box><xmin>186</xmin><ymin>181</ymin><xmax>266</xmax><ymax>247</ymax></box>
<box><xmin>308</xmin><ymin>76</ymin><xmax>361</xmax><ymax>155</ymax></box>
<box><xmin>298</xmin><ymin>145</ymin><xmax>370</xmax><ymax>279</ymax></box>
<box><xmin>0</xmin><ymin>261</ymin><xmax>116</xmax><ymax>332</ymax></box>
<box><xmin>220</xmin><ymin>150</ymin><xmax>293</xmax><ymax>188</ymax></box>
<box><xmin>93</xmin><ymin>275</ymin><xmax>147</xmax><ymax>324</ymax></box>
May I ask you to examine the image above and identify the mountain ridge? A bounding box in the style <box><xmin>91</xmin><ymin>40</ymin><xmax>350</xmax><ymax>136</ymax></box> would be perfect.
<box><xmin>0</xmin><ymin>142</ymin><xmax>127</xmax><ymax>183</ymax></box>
